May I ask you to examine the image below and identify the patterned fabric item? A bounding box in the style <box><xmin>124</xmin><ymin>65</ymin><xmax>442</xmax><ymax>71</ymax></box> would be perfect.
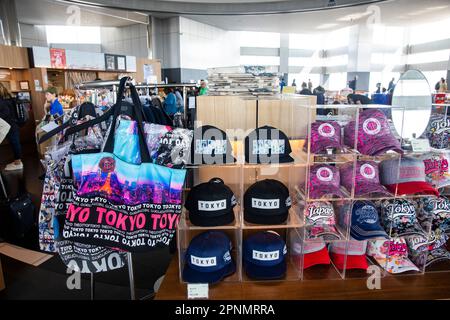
<box><xmin>419</xmin><ymin>151</ymin><xmax>450</xmax><ymax>189</ymax></box>
<box><xmin>424</xmin><ymin>114</ymin><xmax>450</xmax><ymax>150</ymax></box>
<box><xmin>306</xmin><ymin>121</ymin><xmax>342</xmax><ymax>154</ymax></box>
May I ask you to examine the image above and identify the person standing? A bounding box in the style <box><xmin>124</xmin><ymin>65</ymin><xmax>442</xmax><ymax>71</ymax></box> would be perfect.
<box><xmin>280</xmin><ymin>78</ymin><xmax>286</xmax><ymax>93</ymax></box>
<box><xmin>44</xmin><ymin>87</ymin><xmax>63</xmax><ymax>118</ymax></box>
<box><xmin>0</xmin><ymin>83</ymin><xmax>23</xmax><ymax>171</ymax></box>
<box><xmin>438</xmin><ymin>78</ymin><xmax>448</xmax><ymax>93</ymax></box>
<box><xmin>388</xmin><ymin>77</ymin><xmax>395</xmax><ymax>92</ymax></box>
<box><xmin>199</xmin><ymin>80</ymin><xmax>208</xmax><ymax>96</ymax></box>
<box><xmin>308</xmin><ymin>79</ymin><xmax>313</xmax><ymax>92</ymax></box>
<box><xmin>291</xmin><ymin>79</ymin><xmax>297</xmax><ymax>87</ymax></box>
<box><xmin>299</xmin><ymin>82</ymin><xmax>313</xmax><ymax>95</ymax></box>
<box><xmin>349</xmin><ymin>76</ymin><xmax>357</xmax><ymax>91</ymax></box>
<box><xmin>375</xmin><ymin>83</ymin><xmax>381</xmax><ymax>94</ymax></box>
<box><xmin>163</xmin><ymin>88</ymin><xmax>178</xmax><ymax>116</ymax></box>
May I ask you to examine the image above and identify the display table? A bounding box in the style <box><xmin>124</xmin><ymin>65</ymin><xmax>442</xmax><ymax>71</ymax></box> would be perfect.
<box><xmin>155</xmin><ymin>256</ymin><xmax>450</xmax><ymax>300</ymax></box>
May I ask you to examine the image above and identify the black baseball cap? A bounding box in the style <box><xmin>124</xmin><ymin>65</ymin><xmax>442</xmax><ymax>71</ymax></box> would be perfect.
<box><xmin>185</xmin><ymin>178</ymin><xmax>237</xmax><ymax>227</ymax></box>
<box><xmin>190</xmin><ymin>125</ymin><xmax>236</xmax><ymax>165</ymax></box>
<box><xmin>244</xmin><ymin>125</ymin><xmax>294</xmax><ymax>164</ymax></box>
<box><xmin>244</xmin><ymin>179</ymin><xmax>291</xmax><ymax>225</ymax></box>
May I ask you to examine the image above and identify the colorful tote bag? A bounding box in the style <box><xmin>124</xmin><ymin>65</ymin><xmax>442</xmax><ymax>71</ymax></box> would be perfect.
<box><xmin>63</xmin><ymin>83</ymin><xmax>187</xmax><ymax>252</ymax></box>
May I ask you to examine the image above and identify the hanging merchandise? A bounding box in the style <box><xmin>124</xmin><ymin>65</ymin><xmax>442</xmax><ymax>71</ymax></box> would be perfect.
<box><xmin>63</xmin><ymin>82</ymin><xmax>187</xmax><ymax>251</ymax></box>
<box><xmin>38</xmin><ymin>106</ymin><xmax>106</xmax><ymax>252</ymax></box>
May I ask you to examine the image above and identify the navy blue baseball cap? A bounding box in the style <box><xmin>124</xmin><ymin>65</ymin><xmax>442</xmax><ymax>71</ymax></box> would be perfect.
<box><xmin>183</xmin><ymin>231</ymin><xmax>236</xmax><ymax>284</ymax></box>
<box><xmin>243</xmin><ymin>231</ymin><xmax>287</xmax><ymax>280</ymax></box>
<box><xmin>350</xmin><ymin>201</ymin><xmax>389</xmax><ymax>240</ymax></box>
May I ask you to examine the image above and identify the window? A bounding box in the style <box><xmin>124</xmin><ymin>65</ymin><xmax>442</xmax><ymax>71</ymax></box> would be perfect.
<box><xmin>45</xmin><ymin>25</ymin><xmax>101</xmax><ymax>44</ymax></box>
<box><xmin>327</xmin><ymin>72</ymin><xmax>347</xmax><ymax>91</ymax></box>
<box><xmin>240</xmin><ymin>55</ymin><xmax>280</xmax><ymax>66</ymax></box>
<box><xmin>422</xmin><ymin>71</ymin><xmax>447</xmax><ymax>90</ymax></box>
<box><xmin>289</xmin><ymin>34</ymin><xmax>322</xmax><ymax>50</ymax></box>
<box><xmin>238</xmin><ymin>31</ymin><xmax>280</xmax><ymax>48</ymax></box>
<box><xmin>409</xmin><ymin>17</ymin><xmax>450</xmax><ymax>45</ymax></box>
<box><xmin>369</xmin><ymin>72</ymin><xmax>400</xmax><ymax>93</ymax></box>
<box><xmin>406</xmin><ymin>49</ymin><xmax>450</xmax><ymax>65</ymax></box>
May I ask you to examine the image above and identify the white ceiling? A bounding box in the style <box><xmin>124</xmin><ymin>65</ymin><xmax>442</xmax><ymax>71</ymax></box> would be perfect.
<box><xmin>15</xmin><ymin>0</ymin><xmax>149</xmax><ymax>27</ymax></box>
<box><xmin>185</xmin><ymin>0</ymin><xmax>450</xmax><ymax>33</ymax></box>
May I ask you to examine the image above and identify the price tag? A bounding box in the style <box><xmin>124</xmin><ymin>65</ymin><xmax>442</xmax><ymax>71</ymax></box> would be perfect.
<box><xmin>187</xmin><ymin>283</ymin><xmax>209</xmax><ymax>299</ymax></box>
<box><xmin>188</xmin><ymin>96</ymin><xmax>196</xmax><ymax>109</ymax></box>
<box><xmin>411</xmin><ymin>139</ymin><xmax>431</xmax><ymax>153</ymax></box>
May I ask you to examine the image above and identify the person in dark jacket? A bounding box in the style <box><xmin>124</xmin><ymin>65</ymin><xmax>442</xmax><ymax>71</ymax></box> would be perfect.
<box><xmin>299</xmin><ymin>82</ymin><xmax>313</xmax><ymax>95</ymax></box>
<box><xmin>0</xmin><ymin>83</ymin><xmax>23</xmax><ymax>171</ymax></box>
<box><xmin>347</xmin><ymin>93</ymin><xmax>372</xmax><ymax>105</ymax></box>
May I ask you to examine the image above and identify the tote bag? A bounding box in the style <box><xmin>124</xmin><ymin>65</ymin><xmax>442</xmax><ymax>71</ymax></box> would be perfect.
<box><xmin>62</xmin><ymin>83</ymin><xmax>187</xmax><ymax>252</ymax></box>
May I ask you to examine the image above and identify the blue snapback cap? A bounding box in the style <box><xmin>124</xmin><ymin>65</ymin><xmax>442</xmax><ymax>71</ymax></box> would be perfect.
<box><xmin>243</xmin><ymin>231</ymin><xmax>287</xmax><ymax>280</ymax></box>
<box><xmin>183</xmin><ymin>231</ymin><xmax>236</xmax><ymax>284</ymax></box>
<box><xmin>350</xmin><ymin>201</ymin><xmax>388</xmax><ymax>240</ymax></box>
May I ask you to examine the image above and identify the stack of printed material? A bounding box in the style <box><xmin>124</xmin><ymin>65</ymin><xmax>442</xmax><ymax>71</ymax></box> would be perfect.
<box><xmin>207</xmin><ymin>66</ymin><xmax>280</xmax><ymax>96</ymax></box>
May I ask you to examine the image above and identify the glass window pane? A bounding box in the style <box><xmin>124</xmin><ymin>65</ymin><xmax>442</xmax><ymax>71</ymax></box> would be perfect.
<box><xmin>240</xmin><ymin>55</ymin><xmax>280</xmax><ymax>66</ymax></box>
<box><xmin>238</xmin><ymin>31</ymin><xmax>280</xmax><ymax>48</ymax></box>
<box><xmin>46</xmin><ymin>25</ymin><xmax>101</xmax><ymax>44</ymax></box>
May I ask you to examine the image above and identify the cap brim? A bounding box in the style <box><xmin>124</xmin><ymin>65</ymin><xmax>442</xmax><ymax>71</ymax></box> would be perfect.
<box><xmin>245</xmin><ymin>154</ymin><xmax>294</xmax><ymax>164</ymax></box>
<box><xmin>385</xmin><ymin>181</ymin><xmax>439</xmax><ymax>196</ymax></box>
<box><xmin>303</xmin><ymin>246</ymin><xmax>331</xmax><ymax>269</ymax></box>
<box><xmin>244</xmin><ymin>210</ymin><xmax>288</xmax><ymax>225</ymax></box>
<box><xmin>331</xmin><ymin>252</ymin><xmax>368</xmax><ymax>270</ymax></box>
<box><xmin>182</xmin><ymin>261</ymin><xmax>236</xmax><ymax>284</ymax></box>
<box><xmin>306</xmin><ymin>225</ymin><xmax>342</xmax><ymax>240</ymax></box>
<box><xmin>309</xmin><ymin>186</ymin><xmax>345</xmax><ymax>200</ymax></box>
<box><xmin>244</xmin><ymin>259</ymin><xmax>286</xmax><ymax>280</ymax></box>
<box><xmin>371</xmin><ymin>145</ymin><xmax>404</xmax><ymax>156</ymax></box>
<box><xmin>311</xmin><ymin>141</ymin><xmax>342</xmax><ymax>154</ymax></box>
<box><xmin>189</xmin><ymin>211</ymin><xmax>235</xmax><ymax>227</ymax></box>
<box><xmin>391</xmin><ymin>222</ymin><xmax>427</xmax><ymax>238</ymax></box>
<box><xmin>354</xmin><ymin>183</ymin><xmax>393</xmax><ymax>197</ymax></box>
<box><xmin>350</xmin><ymin>224</ymin><xmax>389</xmax><ymax>240</ymax></box>
<box><xmin>372</xmin><ymin>256</ymin><xmax>419</xmax><ymax>274</ymax></box>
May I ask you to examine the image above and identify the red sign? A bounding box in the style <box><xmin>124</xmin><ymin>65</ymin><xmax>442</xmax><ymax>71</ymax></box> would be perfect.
<box><xmin>50</xmin><ymin>48</ymin><xmax>67</xmax><ymax>69</ymax></box>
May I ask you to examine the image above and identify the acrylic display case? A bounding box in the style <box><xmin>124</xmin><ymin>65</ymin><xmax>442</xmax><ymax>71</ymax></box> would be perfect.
<box><xmin>177</xmin><ymin>93</ymin><xmax>450</xmax><ymax>289</ymax></box>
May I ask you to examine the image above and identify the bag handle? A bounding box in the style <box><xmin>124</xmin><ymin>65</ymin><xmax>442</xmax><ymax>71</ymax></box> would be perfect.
<box><xmin>103</xmin><ymin>79</ymin><xmax>151</xmax><ymax>163</ymax></box>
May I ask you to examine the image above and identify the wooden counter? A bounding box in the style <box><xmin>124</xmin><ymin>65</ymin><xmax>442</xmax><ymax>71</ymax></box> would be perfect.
<box><xmin>155</xmin><ymin>256</ymin><xmax>450</xmax><ymax>300</ymax></box>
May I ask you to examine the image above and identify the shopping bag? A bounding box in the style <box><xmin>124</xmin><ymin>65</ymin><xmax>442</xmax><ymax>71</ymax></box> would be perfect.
<box><xmin>0</xmin><ymin>118</ymin><xmax>10</xmax><ymax>144</ymax></box>
<box><xmin>63</xmin><ymin>83</ymin><xmax>187</xmax><ymax>252</ymax></box>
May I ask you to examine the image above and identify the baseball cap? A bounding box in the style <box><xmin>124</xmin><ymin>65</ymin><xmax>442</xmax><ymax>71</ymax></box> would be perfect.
<box><xmin>340</xmin><ymin>161</ymin><xmax>392</xmax><ymax>197</ymax></box>
<box><xmin>379</xmin><ymin>156</ymin><xmax>439</xmax><ymax>196</ymax></box>
<box><xmin>291</xmin><ymin>239</ymin><xmax>331</xmax><ymax>269</ymax></box>
<box><xmin>329</xmin><ymin>240</ymin><xmax>369</xmax><ymax>270</ymax></box>
<box><xmin>410</xmin><ymin>247</ymin><xmax>450</xmax><ymax>268</ymax></box>
<box><xmin>344</xmin><ymin>109</ymin><xmax>403</xmax><ymax>156</ymax></box>
<box><xmin>244</xmin><ymin>179</ymin><xmax>291</xmax><ymax>225</ymax></box>
<box><xmin>367</xmin><ymin>238</ymin><xmax>419</xmax><ymax>274</ymax></box>
<box><xmin>243</xmin><ymin>231</ymin><xmax>287</xmax><ymax>280</ymax></box>
<box><xmin>425</xmin><ymin>114</ymin><xmax>450</xmax><ymax>150</ymax></box>
<box><xmin>350</xmin><ymin>201</ymin><xmax>389</xmax><ymax>240</ymax></box>
<box><xmin>420</xmin><ymin>152</ymin><xmax>450</xmax><ymax>189</ymax></box>
<box><xmin>418</xmin><ymin>196</ymin><xmax>450</xmax><ymax>234</ymax></box>
<box><xmin>381</xmin><ymin>199</ymin><xmax>427</xmax><ymax>237</ymax></box>
<box><xmin>306</xmin><ymin>121</ymin><xmax>342</xmax><ymax>154</ymax></box>
<box><xmin>308</xmin><ymin>164</ymin><xmax>345</xmax><ymax>199</ymax></box>
<box><xmin>244</xmin><ymin>125</ymin><xmax>294</xmax><ymax>164</ymax></box>
<box><xmin>304</xmin><ymin>201</ymin><xmax>342</xmax><ymax>240</ymax></box>
<box><xmin>182</xmin><ymin>231</ymin><xmax>236</xmax><ymax>284</ymax></box>
<box><xmin>185</xmin><ymin>178</ymin><xmax>236</xmax><ymax>227</ymax></box>
<box><xmin>190</xmin><ymin>125</ymin><xmax>236</xmax><ymax>165</ymax></box>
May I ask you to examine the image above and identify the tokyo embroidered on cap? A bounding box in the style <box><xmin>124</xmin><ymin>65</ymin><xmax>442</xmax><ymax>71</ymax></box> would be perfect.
<box><xmin>381</xmin><ymin>199</ymin><xmax>427</xmax><ymax>237</ymax></box>
<box><xmin>418</xmin><ymin>196</ymin><xmax>450</xmax><ymax>234</ymax></box>
<box><xmin>350</xmin><ymin>201</ymin><xmax>389</xmax><ymax>240</ymax></box>
<box><xmin>243</xmin><ymin>231</ymin><xmax>287</xmax><ymax>280</ymax></box>
<box><xmin>291</xmin><ymin>239</ymin><xmax>330</xmax><ymax>269</ymax></box>
<box><xmin>410</xmin><ymin>247</ymin><xmax>450</xmax><ymax>268</ymax></box>
<box><xmin>190</xmin><ymin>125</ymin><xmax>236</xmax><ymax>165</ymax></box>
<box><xmin>308</xmin><ymin>164</ymin><xmax>345</xmax><ymax>199</ymax></box>
<box><xmin>306</xmin><ymin>121</ymin><xmax>342</xmax><ymax>154</ymax></box>
<box><xmin>367</xmin><ymin>238</ymin><xmax>419</xmax><ymax>274</ymax></box>
<box><xmin>424</xmin><ymin>114</ymin><xmax>450</xmax><ymax>150</ymax></box>
<box><xmin>340</xmin><ymin>161</ymin><xmax>392</xmax><ymax>197</ymax></box>
<box><xmin>244</xmin><ymin>125</ymin><xmax>294</xmax><ymax>164</ymax></box>
<box><xmin>304</xmin><ymin>201</ymin><xmax>342</xmax><ymax>240</ymax></box>
<box><xmin>329</xmin><ymin>240</ymin><xmax>369</xmax><ymax>270</ymax></box>
<box><xmin>379</xmin><ymin>156</ymin><xmax>439</xmax><ymax>196</ymax></box>
<box><xmin>182</xmin><ymin>231</ymin><xmax>236</xmax><ymax>284</ymax></box>
<box><xmin>244</xmin><ymin>179</ymin><xmax>291</xmax><ymax>225</ymax></box>
<box><xmin>344</xmin><ymin>109</ymin><xmax>403</xmax><ymax>156</ymax></box>
<box><xmin>185</xmin><ymin>178</ymin><xmax>237</xmax><ymax>227</ymax></box>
